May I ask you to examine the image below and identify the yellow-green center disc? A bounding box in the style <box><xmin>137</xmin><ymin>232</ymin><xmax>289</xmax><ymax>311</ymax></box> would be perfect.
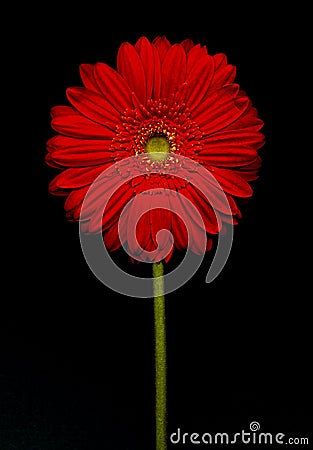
<box><xmin>145</xmin><ymin>136</ymin><xmax>170</xmax><ymax>161</ymax></box>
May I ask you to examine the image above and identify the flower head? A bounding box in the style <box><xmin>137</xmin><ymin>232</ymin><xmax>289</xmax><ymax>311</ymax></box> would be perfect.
<box><xmin>46</xmin><ymin>36</ymin><xmax>265</xmax><ymax>263</ymax></box>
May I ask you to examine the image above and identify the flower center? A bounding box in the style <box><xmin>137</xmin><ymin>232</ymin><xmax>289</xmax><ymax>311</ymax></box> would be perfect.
<box><xmin>145</xmin><ymin>136</ymin><xmax>170</xmax><ymax>161</ymax></box>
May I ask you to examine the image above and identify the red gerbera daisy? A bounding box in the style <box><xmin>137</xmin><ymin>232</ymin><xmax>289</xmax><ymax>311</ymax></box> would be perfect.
<box><xmin>46</xmin><ymin>36</ymin><xmax>265</xmax><ymax>263</ymax></box>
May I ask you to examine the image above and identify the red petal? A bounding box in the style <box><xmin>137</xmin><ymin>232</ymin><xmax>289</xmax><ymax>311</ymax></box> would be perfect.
<box><xmin>210</xmin><ymin>167</ymin><xmax>253</xmax><ymax>197</ymax></box>
<box><xmin>51</xmin><ymin>106</ymin><xmax>115</xmax><ymax>139</ymax></box>
<box><xmin>227</xmin><ymin>105</ymin><xmax>264</xmax><ymax>132</ymax></box>
<box><xmin>94</xmin><ymin>62</ymin><xmax>133</xmax><ymax>112</ymax></box>
<box><xmin>204</xmin><ymin>125</ymin><xmax>265</xmax><ymax>150</ymax></box>
<box><xmin>64</xmin><ymin>186</ymin><xmax>89</xmax><ymax>220</ymax></box>
<box><xmin>181</xmin><ymin>38</ymin><xmax>195</xmax><ymax>54</ymax></box>
<box><xmin>182</xmin><ymin>185</ymin><xmax>221</xmax><ymax>233</ymax></box>
<box><xmin>79</xmin><ymin>64</ymin><xmax>98</xmax><ymax>92</ymax></box>
<box><xmin>163</xmin><ymin>246</ymin><xmax>174</xmax><ymax>263</ymax></box>
<box><xmin>190</xmin><ymin>228</ymin><xmax>208</xmax><ymax>255</ymax></box>
<box><xmin>47</xmin><ymin>135</ymin><xmax>122</xmax><ymax>167</ymax></box>
<box><xmin>152</xmin><ymin>46</ymin><xmax>162</xmax><ymax>100</ymax></box>
<box><xmin>45</xmin><ymin>153</ymin><xmax>64</xmax><ymax>169</ymax></box>
<box><xmin>150</xmin><ymin>193</ymin><xmax>172</xmax><ymax>250</ymax></box>
<box><xmin>168</xmin><ymin>190</ymin><xmax>203</xmax><ymax>251</ymax></box>
<box><xmin>219</xmin><ymin>212</ymin><xmax>238</xmax><ymax>225</ymax></box>
<box><xmin>186</xmin><ymin>44</ymin><xmax>209</xmax><ymax>77</ymax></box>
<box><xmin>170</xmin><ymin>211</ymin><xmax>188</xmax><ymax>250</ymax></box>
<box><xmin>178</xmin><ymin>191</ymin><xmax>207</xmax><ymax>254</ymax></box>
<box><xmin>199</xmin><ymin>142</ymin><xmax>258</xmax><ymax>167</ymax></box>
<box><xmin>210</xmin><ymin>53</ymin><xmax>236</xmax><ymax>90</ymax></box>
<box><xmin>82</xmin><ymin>168</ymin><xmax>129</xmax><ymax>212</ymax></box>
<box><xmin>186</xmin><ymin>168</ymin><xmax>236</xmax><ymax>215</ymax></box>
<box><xmin>192</xmin><ymin>84</ymin><xmax>239</xmax><ymax>120</ymax></box>
<box><xmin>150</xmin><ymin>205</ymin><xmax>174</xmax><ymax>263</ymax></box>
<box><xmin>185</xmin><ymin>53</ymin><xmax>215</xmax><ymax>109</ymax></box>
<box><xmin>214</xmin><ymin>53</ymin><xmax>227</xmax><ymax>70</ymax></box>
<box><xmin>117</xmin><ymin>42</ymin><xmax>146</xmax><ymax>104</ymax></box>
<box><xmin>84</xmin><ymin>179</ymin><xmax>134</xmax><ymax>233</ymax></box>
<box><xmin>161</xmin><ymin>44</ymin><xmax>187</xmax><ymax>99</ymax></box>
<box><xmin>47</xmin><ymin>135</ymin><xmax>111</xmax><ymax>153</ymax></box>
<box><xmin>127</xmin><ymin>193</ymin><xmax>151</xmax><ymax>257</ymax></box>
<box><xmin>232</xmin><ymin>157</ymin><xmax>262</xmax><ymax>181</ymax></box>
<box><xmin>117</xmin><ymin>201</ymin><xmax>129</xmax><ymax>244</ymax></box>
<box><xmin>206</xmin><ymin>237</ymin><xmax>213</xmax><ymax>251</ymax></box>
<box><xmin>102</xmin><ymin>182</ymin><xmax>135</xmax><ymax>231</ymax></box>
<box><xmin>66</xmin><ymin>87</ymin><xmax>120</xmax><ymax>130</ymax></box>
<box><xmin>202</xmin><ymin>103</ymin><xmax>265</xmax><ymax>151</ymax></box>
<box><xmin>135</xmin><ymin>37</ymin><xmax>155</xmax><ymax>100</ymax></box>
<box><xmin>49</xmin><ymin>166</ymin><xmax>105</xmax><ymax>194</ymax></box>
<box><xmin>194</xmin><ymin>85</ymin><xmax>250</xmax><ymax>134</ymax></box>
<box><xmin>119</xmin><ymin>198</ymin><xmax>156</xmax><ymax>263</ymax></box>
<box><xmin>152</xmin><ymin>36</ymin><xmax>171</xmax><ymax>62</ymax></box>
<box><xmin>103</xmin><ymin>220</ymin><xmax>122</xmax><ymax>252</ymax></box>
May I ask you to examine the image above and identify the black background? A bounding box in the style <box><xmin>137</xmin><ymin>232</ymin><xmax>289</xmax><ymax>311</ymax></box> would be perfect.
<box><xmin>2</xmin><ymin>3</ymin><xmax>311</xmax><ymax>449</ymax></box>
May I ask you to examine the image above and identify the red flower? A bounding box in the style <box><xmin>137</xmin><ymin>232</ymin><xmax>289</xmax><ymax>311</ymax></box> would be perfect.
<box><xmin>46</xmin><ymin>36</ymin><xmax>265</xmax><ymax>263</ymax></box>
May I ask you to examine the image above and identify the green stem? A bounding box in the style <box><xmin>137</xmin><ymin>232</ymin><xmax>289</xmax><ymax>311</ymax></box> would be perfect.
<box><xmin>153</xmin><ymin>261</ymin><xmax>167</xmax><ymax>450</ymax></box>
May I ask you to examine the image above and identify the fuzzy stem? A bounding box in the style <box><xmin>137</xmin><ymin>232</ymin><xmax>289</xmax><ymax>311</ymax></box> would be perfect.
<box><xmin>153</xmin><ymin>261</ymin><xmax>167</xmax><ymax>450</ymax></box>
